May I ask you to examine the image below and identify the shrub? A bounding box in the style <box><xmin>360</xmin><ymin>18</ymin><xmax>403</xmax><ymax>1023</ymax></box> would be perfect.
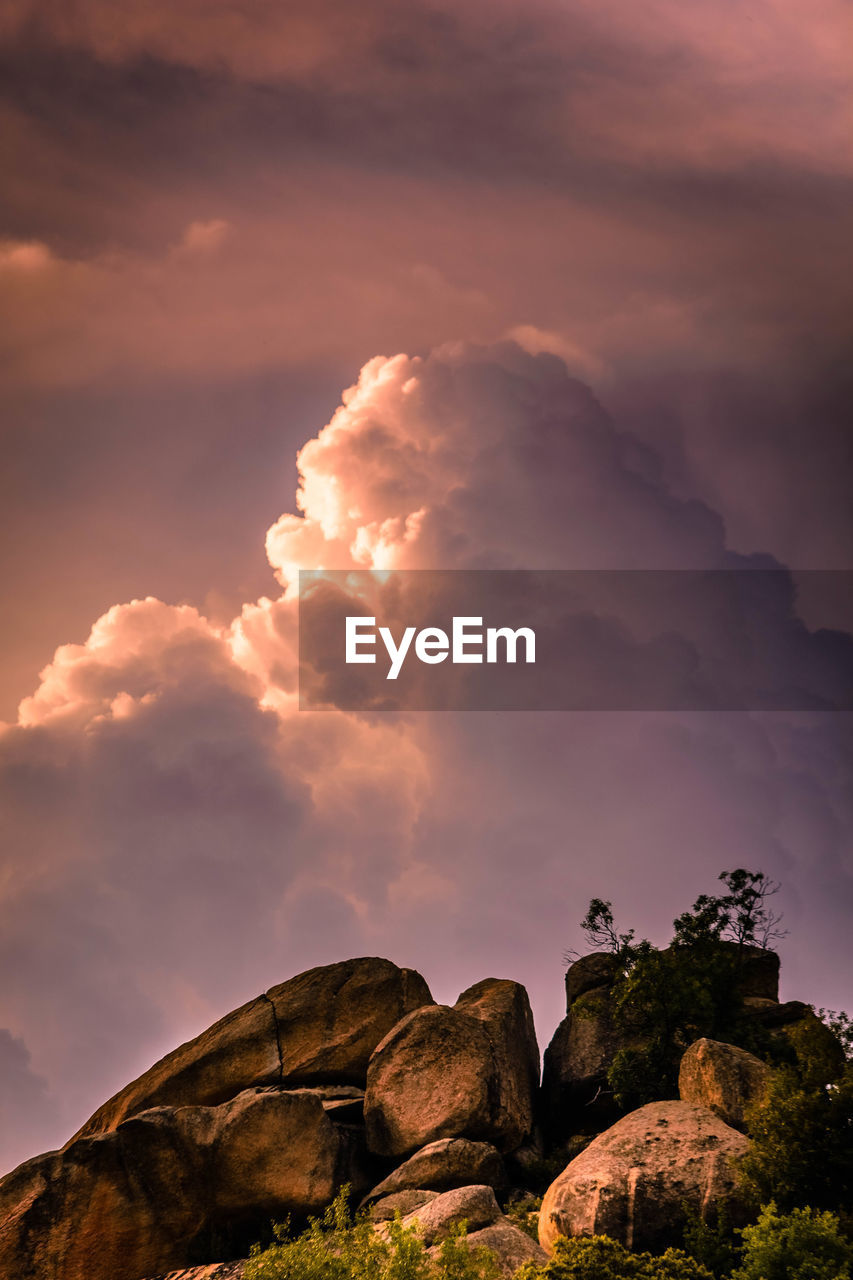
<box><xmin>731</xmin><ymin>1202</ymin><xmax>852</xmax><ymax>1280</ymax></box>
<box><xmin>680</xmin><ymin>1200</ymin><xmax>741</xmax><ymax>1278</ymax></box>
<box><xmin>740</xmin><ymin>1061</ymin><xmax>853</xmax><ymax>1215</ymax></box>
<box><xmin>244</xmin><ymin>1187</ymin><xmax>501</xmax><ymax>1280</ymax></box>
<box><xmin>515</xmin><ymin>1234</ymin><xmax>714</xmax><ymax>1280</ymax></box>
<box><xmin>503</xmin><ymin>1192</ymin><xmax>543</xmax><ymax>1241</ymax></box>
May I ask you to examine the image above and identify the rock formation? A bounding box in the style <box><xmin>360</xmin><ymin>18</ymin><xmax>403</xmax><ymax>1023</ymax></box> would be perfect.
<box><xmin>542</xmin><ymin>943</ymin><xmax>784</xmax><ymax>1140</ymax></box>
<box><xmin>361</xmin><ymin>1137</ymin><xmax>507</xmax><ymax>1206</ymax></box>
<box><xmin>70</xmin><ymin>957</ymin><xmax>432</xmax><ymax>1143</ymax></box>
<box><xmin>538</xmin><ymin>1100</ymin><xmax>751</xmax><ymax>1255</ymax></box>
<box><xmin>397</xmin><ymin>1185</ymin><xmax>548</xmax><ymax>1277</ymax></box>
<box><xmin>0</xmin><ymin>946</ymin><xmax>830</xmax><ymax>1280</ymax></box>
<box><xmin>0</xmin><ymin>1088</ymin><xmax>364</xmax><ymax>1280</ymax></box>
<box><xmin>540</xmin><ymin>954</ymin><xmax>626</xmax><ymax>1136</ymax></box>
<box><xmin>678</xmin><ymin>1038</ymin><xmax>771</xmax><ymax>1130</ymax></box>
<box><xmin>364</xmin><ymin>986</ymin><xmax>538</xmax><ymax>1158</ymax></box>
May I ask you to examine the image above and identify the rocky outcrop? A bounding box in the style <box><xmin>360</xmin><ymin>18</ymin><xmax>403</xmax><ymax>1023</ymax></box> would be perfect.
<box><xmin>454</xmin><ymin>979</ymin><xmax>540</xmax><ymax>1153</ymax></box>
<box><xmin>541</xmin><ymin>980</ymin><xmax>625</xmax><ymax>1136</ymax></box>
<box><xmin>0</xmin><ymin>1089</ymin><xmax>362</xmax><ymax>1280</ymax></box>
<box><xmin>362</xmin><ymin>1137</ymin><xmax>507</xmax><ymax>1205</ymax></box>
<box><xmin>539</xmin><ymin>1100</ymin><xmax>750</xmax><ymax>1255</ymax></box>
<box><xmin>4</xmin><ymin>950</ymin><xmax>809</xmax><ymax>1280</ymax></box>
<box><xmin>369</xmin><ymin>1189</ymin><xmax>439</xmax><ymax>1222</ymax></box>
<box><xmin>724</xmin><ymin>944</ymin><xmax>780</xmax><ymax>1001</ymax></box>
<box><xmin>679</xmin><ymin>1038</ymin><xmax>771</xmax><ymax>1130</ymax></box>
<box><xmin>399</xmin><ymin>1185</ymin><xmax>548</xmax><ymax>1278</ymax></box>
<box><xmin>564</xmin><ymin>953</ymin><xmax>620</xmax><ymax>1007</ymax></box>
<box><xmin>466</xmin><ymin>1220</ymin><xmax>548</xmax><ymax>1277</ymax></box>
<box><xmin>397</xmin><ymin>1184</ymin><xmax>502</xmax><ymax>1245</ymax></box>
<box><xmin>365</xmin><ymin>1003</ymin><xmax>522</xmax><ymax>1158</ymax></box>
<box><xmin>70</xmin><ymin>959</ymin><xmax>432</xmax><ymax>1144</ymax></box>
<box><xmin>542</xmin><ymin>944</ymin><xmax>782</xmax><ymax>1142</ymax></box>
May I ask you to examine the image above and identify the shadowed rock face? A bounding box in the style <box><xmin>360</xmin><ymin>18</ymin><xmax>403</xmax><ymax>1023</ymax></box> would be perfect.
<box><xmin>454</xmin><ymin>978</ymin><xmax>540</xmax><ymax>1154</ymax></box>
<box><xmin>679</xmin><ymin>1038</ymin><xmax>771</xmax><ymax>1130</ymax></box>
<box><xmin>542</xmin><ymin>944</ymin><xmax>781</xmax><ymax>1140</ymax></box>
<box><xmin>68</xmin><ymin>958</ymin><xmax>433</xmax><ymax>1144</ymax></box>
<box><xmin>465</xmin><ymin>1220</ymin><xmax>548</xmax><ymax>1278</ymax></box>
<box><xmin>564</xmin><ymin>954</ymin><xmax>620</xmax><ymax>1009</ymax></box>
<box><xmin>0</xmin><ymin>1089</ymin><xmax>362</xmax><ymax>1280</ymax></box>
<box><xmin>539</xmin><ymin>1100</ymin><xmax>751</xmax><ymax>1255</ymax></box>
<box><xmin>361</xmin><ymin>1137</ymin><xmax>507</xmax><ymax>1206</ymax></box>
<box><xmin>541</xmin><ymin>987</ymin><xmax>627</xmax><ymax>1137</ymax></box>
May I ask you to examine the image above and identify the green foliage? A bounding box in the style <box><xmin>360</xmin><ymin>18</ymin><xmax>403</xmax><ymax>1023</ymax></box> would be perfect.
<box><xmin>731</xmin><ymin>1202</ymin><xmax>852</xmax><ymax>1280</ymax></box>
<box><xmin>674</xmin><ymin>869</ymin><xmax>786</xmax><ymax>951</ymax></box>
<box><xmin>245</xmin><ymin>1187</ymin><xmax>500</xmax><ymax>1280</ymax></box>
<box><xmin>572</xmin><ymin>870</ymin><xmax>787</xmax><ymax>1108</ymax></box>
<box><xmin>515</xmin><ymin>1234</ymin><xmax>713</xmax><ymax>1280</ymax></box>
<box><xmin>504</xmin><ymin>1192</ymin><xmax>543</xmax><ymax>1241</ymax></box>
<box><xmin>578</xmin><ymin>899</ymin><xmax>635</xmax><ymax>958</ymax></box>
<box><xmin>819</xmin><ymin>1009</ymin><xmax>853</xmax><ymax>1058</ymax></box>
<box><xmin>740</xmin><ymin>1061</ymin><xmax>853</xmax><ymax>1215</ymax></box>
<box><xmin>680</xmin><ymin>1201</ymin><xmax>741</xmax><ymax>1278</ymax></box>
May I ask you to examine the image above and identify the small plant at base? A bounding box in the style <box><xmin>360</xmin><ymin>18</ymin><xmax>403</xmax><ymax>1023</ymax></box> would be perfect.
<box><xmin>504</xmin><ymin>1192</ymin><xmax>543</xmax><ymax>1242</ymax></box>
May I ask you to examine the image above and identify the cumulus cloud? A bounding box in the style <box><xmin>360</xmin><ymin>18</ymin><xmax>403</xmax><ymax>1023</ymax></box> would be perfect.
<box><xmin>0</xmin><ymin>341</ymin><xmax>851</xmax><ymax>1178</ymax></box>
<box><xmin>266</xmin><ymin>343</ymin><xmax>728</xmax><ymax>582</ymax></box>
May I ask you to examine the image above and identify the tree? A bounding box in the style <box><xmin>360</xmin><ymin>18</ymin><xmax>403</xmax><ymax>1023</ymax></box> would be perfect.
<box><xmin>671</xmin><ymin>870</ymin><xmax>786</xmax><ymax>951</ymax></box>
<box><xmin>570</xmin><ymin>870</ymin><xmax>786</xmax><ymax>1109</ymax></box>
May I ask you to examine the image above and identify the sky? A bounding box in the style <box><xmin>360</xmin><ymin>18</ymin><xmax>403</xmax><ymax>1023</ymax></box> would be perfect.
<box><xmin>1</xmin><ymin>0</ymin><xmax>852</xmax><ymax>1175</ymax></box>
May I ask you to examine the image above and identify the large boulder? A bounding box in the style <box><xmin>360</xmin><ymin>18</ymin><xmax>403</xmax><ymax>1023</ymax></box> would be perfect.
<box><xmin>0</xmin><ymin>1089</ymin><xmax>359</xmax><ymax>1280</ymax></box>
<box><xmin>399</xmin><ymin>1186</ymin><xmax>547</xmax><ymax>1279</ymax></box>
<box><xmin>362</xmin><ymin>1137</ymin><xmax>507</xmax><ymax>1205</ymax></box>
<box><xmin>369</xmin><ymin>1190</ymin><xmax>439</xmax><ymax>1222</ymax></box>
<box><xmin>541</xmin><ymin>987</ymin><xmax>626</xmax><ymax>1136</ymax></box>
<box><xmin>724</xmin><ymin>945</ymin><xmax>780</xmax><ymax>1001</ymax></box>
<box><xmin>465</xmin><ymin>1221</ymin><xmax>548</xmax><ymax>1277</ymax></box>
<box><xmin>679</xmin><ymin>1038</ymin><xmax>771</xmax><ymax>1131</ymax></box>
<box><xmin>70</xmin><ymin>958</ymin><xmax>432</xmax><ymax>1142</ymax></box>
<box><xmin>564</xmin><ymin>954</ymin><xmax>619</xmax><ymax>1009</ymax></box>
<box><xmin>454</xmin><ymin>978</ymin><xmax>540</xmax><ymax>1152</ymax></box>
<box><xmin>365</xmin><ymin>1004</ymin><xmax>511</xmax><ymax>1158</ymax></box>
<box><xmin>398</xmin><ymin>1184</ymin><xmax>501</xmax><ymax>1245</ymax></box>
<box><xmin>539</xmin><ymin>1100</ymin><xmax>750</xmax><ymax>1255</ymax></box>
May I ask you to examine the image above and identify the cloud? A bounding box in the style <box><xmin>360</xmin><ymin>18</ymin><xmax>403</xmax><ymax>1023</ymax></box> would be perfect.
<box><xmin>265</xmin><ymin>343</ymin><xmax>728</xmax><ymax>582</ymax></box>
<box><xmin>4</xmin><ymin>0</ymin><xmax>851</xmax><ymax>180</ymax></box>
<box><xmin>0</xmin><ymin>1030</ymin><xmax>61</xmax><ymax>1173</ymax></box>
